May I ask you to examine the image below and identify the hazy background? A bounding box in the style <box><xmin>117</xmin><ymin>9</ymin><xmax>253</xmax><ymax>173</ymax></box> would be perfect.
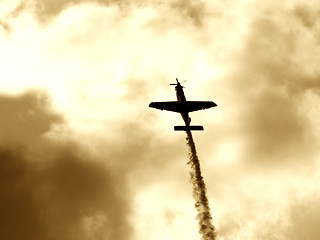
<box><xmin>1</xmin><ymin>0</ymin><xmax>320</xmax><ymax>240</ymax></box>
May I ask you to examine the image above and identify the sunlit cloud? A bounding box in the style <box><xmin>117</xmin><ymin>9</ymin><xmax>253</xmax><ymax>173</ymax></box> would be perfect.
<box><xmin>1</xmin><ymin>0</ymin><xmax>320</xmax><ymax>240</ymax></box>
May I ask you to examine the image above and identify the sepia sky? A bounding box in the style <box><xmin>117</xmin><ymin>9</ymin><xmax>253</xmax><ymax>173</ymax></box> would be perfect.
<box><xmin>1</xmin><ymin>0</ymin><xmax>320</xmax><ymax>240</ymax></box>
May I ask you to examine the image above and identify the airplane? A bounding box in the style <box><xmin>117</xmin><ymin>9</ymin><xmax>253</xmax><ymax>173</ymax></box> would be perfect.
<box><xmin>149</xmin><ymin>78</ymin><xmax>217</xmax><ymax>131</ymax></box>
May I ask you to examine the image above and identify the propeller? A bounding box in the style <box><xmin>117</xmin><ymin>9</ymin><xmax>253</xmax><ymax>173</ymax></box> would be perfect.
<box><xmin>170</xmin><ymin>78</ymin><xmax>186</xmax><ymax>86</ymax></box>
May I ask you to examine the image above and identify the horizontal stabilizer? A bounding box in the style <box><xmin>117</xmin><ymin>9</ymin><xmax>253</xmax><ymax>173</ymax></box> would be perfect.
<box><xmin>174</xmin><ymin>125</ymin><xmax>204</xmax><ymax>131</ymax></box>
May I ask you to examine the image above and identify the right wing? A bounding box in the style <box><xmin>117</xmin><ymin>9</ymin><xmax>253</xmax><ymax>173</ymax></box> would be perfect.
<box><xmin>186</xmin><ymin>101</ymin><xmax>217</xmax><ymax>112</ymax></box>
<box><xmin>149</xmin><ymin>101</ymin><xmax>183</xmax><ymax>112</ymax></box>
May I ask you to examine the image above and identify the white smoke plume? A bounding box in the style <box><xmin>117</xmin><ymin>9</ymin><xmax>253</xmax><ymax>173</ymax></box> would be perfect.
<box><xmin>186</xmin><ymin>130</ymin><xmax>216</xmax><ymax>240</ymax></box>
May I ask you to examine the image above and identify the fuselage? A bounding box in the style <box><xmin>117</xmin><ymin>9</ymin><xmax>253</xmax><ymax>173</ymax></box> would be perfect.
<box><xmin>175</xmin><ymin>82</ymin><xmax>190</xmax><ymax>126</ymax></box>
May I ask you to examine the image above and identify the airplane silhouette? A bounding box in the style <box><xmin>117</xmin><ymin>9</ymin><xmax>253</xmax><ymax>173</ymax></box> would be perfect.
<box><xmin>149</xmin><ymin>78</ymin><xmax>217</xmax><ymax>131</ymax></box>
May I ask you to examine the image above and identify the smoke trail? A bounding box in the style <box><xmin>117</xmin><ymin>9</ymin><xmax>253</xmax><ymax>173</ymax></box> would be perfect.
<box><xmin>186</xmin><ymin>130</ymin><xmax>216</xmax><ymax>240</ymax></box>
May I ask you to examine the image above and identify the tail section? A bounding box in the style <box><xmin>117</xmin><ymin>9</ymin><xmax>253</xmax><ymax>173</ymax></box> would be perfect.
<box><xmin>174</xmin><ymin>125</ymin><xmax>204</xmax><ymax>131</ymax></box>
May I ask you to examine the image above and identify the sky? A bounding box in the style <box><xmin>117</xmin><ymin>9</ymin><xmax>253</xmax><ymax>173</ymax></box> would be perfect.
<box><xmin>1</xmin><ymin>0</ymin><xmax>320</xmax><ymax>240</ymax></box>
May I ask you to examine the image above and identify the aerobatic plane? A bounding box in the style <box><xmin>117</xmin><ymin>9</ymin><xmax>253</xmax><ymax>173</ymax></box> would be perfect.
<box><xmin>149</xmin><ymin>78</ymin><xmax>217</xmax><ymax>131</ymax></box>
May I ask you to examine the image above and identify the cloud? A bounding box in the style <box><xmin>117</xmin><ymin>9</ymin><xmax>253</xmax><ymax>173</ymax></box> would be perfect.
<box><xmin>1</xmin><ymin>1</ymin><xmax>320</xmax><ymax>240</ymax></box>
<box><xmin>216</xmin><ymin>5</ymin><xmax>320</xmax><ymax>165</ymax></box>
<box><xmin>293</xmin><ymin>4</ymin><xmax>320</xmax><ymax>29</ymax></box>
<box><xmin>0</xmin><ymin>1</ymin><xmax>26</xmax><ymax>33</ymax></box>
<box><xmin>0</xmin><ymin>91</ymin><xmax>62</xmax><ymax>144</ymax></box>
<box><xmin>169</xmin><ymin>0</ymin><xmax>207</xmax><ymax>26</ymax></box>
<box><xmin>1</xmin><ymin>0</ymin><xmax>208</xmax><ymax>27</ymax></box>
<box><xmin>0</xmin><ymin>90</ymin><xmax>186</xmax><ymax>240</ymax></box>
<box><xmin>0</xmin><ymin>19</ymin><xmax>10</xmax><ymax>32</ymax></box>
<box><xmin>0</xmin><ymin>91</ymin><xmax>132</xmax><ymax>240</ymax></box>
<box><xmin>202</xmin><ymin>3</ymin><xmax>320</xmax><ymax>239</ymax></box>
<box><xmin>286</xmin><ymin>194</ymin><xmax>320</xmax><ymax>240</ymax></box>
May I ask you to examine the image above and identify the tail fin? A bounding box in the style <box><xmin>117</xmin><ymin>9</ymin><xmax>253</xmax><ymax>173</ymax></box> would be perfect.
<box><xmin>174</xmin><ymin>125</ymin><xmax>204</xmax><ymax>131</ymax></box>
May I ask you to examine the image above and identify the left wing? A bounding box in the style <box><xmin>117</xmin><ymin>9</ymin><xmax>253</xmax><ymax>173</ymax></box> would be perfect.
<box><xmin>186</xmin><ymin>101</ymin><xmax>217</xmax><ymax>112</ymax></box>
<box><xmin>149</xmin><ymin>101</ymin><xmax>183</xmax><ymax>112</ymax></box>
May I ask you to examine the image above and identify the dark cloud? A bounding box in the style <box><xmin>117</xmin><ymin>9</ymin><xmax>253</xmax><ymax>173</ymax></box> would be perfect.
<box><xmin>0</xmin><ymin>0</ymin><xmax>101</xmax><ymax>25</ymax></box>
<box><xmin>221</xmin><ymin>8</ymin><xmax>320</xmax><ymax>165</ymax></box>
<box><xmin>286</xmin><ymin>196</ymin><xmax>320</xmax><ymax>240</ymax></box>
<box><xmin>33</xmin><ymin>0</ymin><xmax>82</xmax><ymax>23</ymax></box>
<box><xmin>293</xmin><ymin>5</ymin><xmax>320</xmax><ymax>29</ymax></box>
<box><xmin>242</xmin><ymin>89</ymin><xmax>309</xmax><ymax>162</ymax></box>
<box><xmin>0</xmin><ymin>91</ymin><xmax>132</xmax><ymax>240</ymax></box>
<box><xmin>253</xmin><ymin>193</ymin><xmax>320</xmax><ymax>240</ymax></box>
<box><xmin>25</xmin><ymin>0</ymin><xmax>122</xmax><ymax>24</ymax></box>
<box><xmin>0</xmin><ymin>91</ymin><xmax>62</xmax><ymax>144</ymax></box>
<box><xmin>0</xmin><ymin>147</ymin><xmax>46</xmax><ymax>240</ymax></box>
<box><xmin>0</xmin><ymin>145</ymin><xmax>132</xmax><ymax>240</ymax></box>
<box><xmin>10</xmin><ymin>0</ymin><xmax>207</xmax><ymax>26</ymax></box>
<box><xmin>0</xmin><ymin>19</ymin><xmax>11</xmax><ymax>32</ymax></box>
<box><xmin>170</xmin><ymin>0</ymin><xmax>206</xmax><ymax>26</ymax></box>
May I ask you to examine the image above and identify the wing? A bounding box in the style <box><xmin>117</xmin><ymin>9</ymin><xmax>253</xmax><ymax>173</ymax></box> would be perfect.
<box><xmin>186</xmin><ymin>101</ymin><xmax>217</xmax><ymax>112</ymax></box>
<box><xmin>149</xmin><ymin>101</ymin><xmax>183</xmax><ymax>112</ymax></box>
